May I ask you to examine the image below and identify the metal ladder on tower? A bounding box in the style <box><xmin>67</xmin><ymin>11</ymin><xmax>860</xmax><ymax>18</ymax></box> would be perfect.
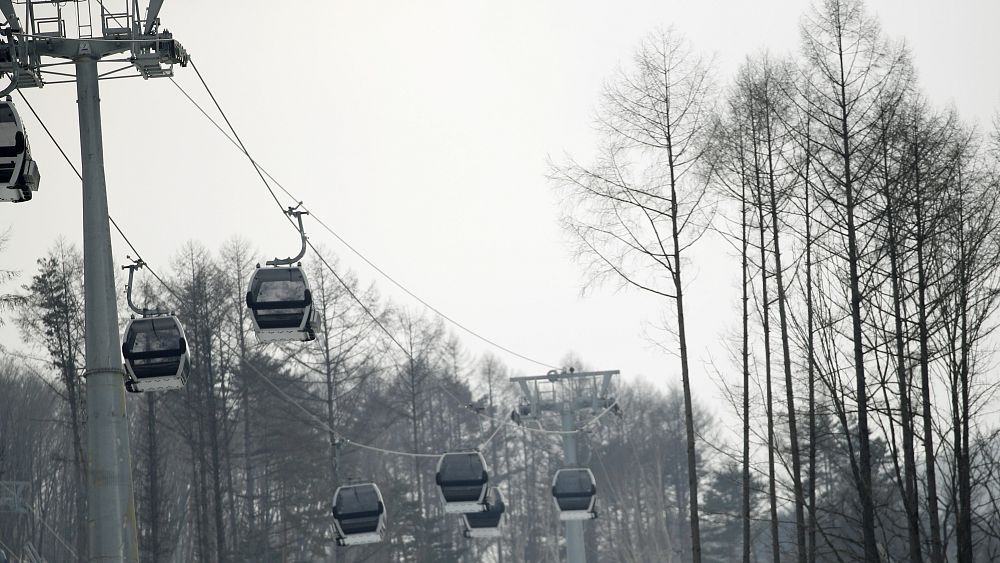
<box><xmin>76</xmin><ymin>0</ymin><xmax>94</xmax><ymax>38</ymax></box>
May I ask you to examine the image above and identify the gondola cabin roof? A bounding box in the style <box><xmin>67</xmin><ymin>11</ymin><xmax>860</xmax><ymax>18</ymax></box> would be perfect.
<box><xmin>436</xmin><ymin>451</ymin><xmax>488</xmax><ymax>482</ymax></box>
<box><xmin>552</xmin><ymin>468</ymin><xmax>596</xmax><ymax>495</ymax></box>
<box><xmin>248</xmin><ymin>265</ymin><xmax>307</xmax><ymax>285</ymax></box>
<box><xmin>333</xmin><ymin>483</ymin><xmax>384</xmax><ymax>517</ymax></box>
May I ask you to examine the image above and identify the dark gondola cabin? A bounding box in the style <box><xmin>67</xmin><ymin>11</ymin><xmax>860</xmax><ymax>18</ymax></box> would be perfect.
<box><xmin>552</xmin><ymin>468</ymin><xmax>597</xmax><ymax>521</ymax></box>
<box><xmin>245</xmin><ymin>266</ymin><xmax>317</xmax><ymax>343</ymax></box>
<box><xmin>0</xmin><ymin>100</ymin><xmax>40</xmax><ymax>203</ymax></box>
<box><xmin>462</xmin><ymin>487</ymin><xmax>505</xmax><ymax>539</ymax></box>
<box><xmin>121</xmin><ymin>315</ymin><xmax>189</xmax><ymax>392</ymax></box>
<box><xmin>332</xmin><ymin>483</ymin><xmax>386</xmax><ymax>546</ymax></box>
<box><xmin>436</xmin><ymin>451</ymin><xmax>490</xmax><ymax>514</ymax></box>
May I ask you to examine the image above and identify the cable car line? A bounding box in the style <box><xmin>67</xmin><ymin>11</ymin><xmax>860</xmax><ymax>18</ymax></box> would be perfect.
<box><xmin>17</xmin><ymin>92</ymin><xmax>618</xmax><ymax>503</ymax></box>
<box><xmin>184</xmin><ymin>59</ymin><xmax>410</xmax><ymax>355</ymax></box>
<box><xmin>8</xmin><ymin>97</ymin><xmax>435</xmax><ymax>457</ymax></box>
<box><xmin>6</xmin><ymin>23</ymin><xmax>618</xmax><ymax>553</ymax></box>
<box><xmin>170</xmin><ymin>68</ymin><xmax>559</xmax><ymax>370</ymax></box>
<box><xmin>17</xmin><ymin>66</ymin><xmax>611</xmax><ymax>549</ymax></box>
<box><xmin>12</xmin><ymin>92</ymin><xmax>519</xmax><ymax>459</ymax></box>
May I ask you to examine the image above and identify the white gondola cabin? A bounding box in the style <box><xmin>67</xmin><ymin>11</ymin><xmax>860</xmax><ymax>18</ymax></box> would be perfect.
<box><xmin>462</xmin><ymin>487</ymin><xmax>505</xmax><ymax>539</ymax></box>
<box><xmin>552</xmin><ymin>468</ymin><xmax>597</xmax><ymax>521</ymax></box>
<box><xmin>245</xmin><ymin>266</ymin><xmax>317</xmax><ymax>343</ymax></box>
<box><xmin>436</xmin><ymin>451</ymin><xmax>490</xmax><ymax>514</ymax></box>
<box><xmin>0</xmin><ymin>100</ymin><xmax>40</xmax><ymax>203</ymax></box>
<box><xmin>121</xmin><ymin>315</ymin><xmax>190</xmax><ymax>393</ymax></box>
<box><xmin>332</xmin><ymin>483</ymin><xmax>387</xmax><ymax>546</ymax></box>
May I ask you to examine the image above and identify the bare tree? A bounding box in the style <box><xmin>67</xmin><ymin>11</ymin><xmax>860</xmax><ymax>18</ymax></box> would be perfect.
<box><xmin>550</xmin><ymin>29</ymin><xmax>717</xmax><ymax>561</ymax></box>
<box><xmin>797</xmin><ymin>1</ymin><xmax>911</xmax><ymax>559</ymax></box>
<box><xmin>936</xmin><ymin>130</ymin><xmax>1000</xmax><ymax>563</ymax></box>
<box><xmin>17</xmin><ymin>241</ymin><xmax>88</xmax><ymax>563</ymax></box>
<box><xmin>860</xmin><ymin>97</ymin><xmax>923</xmax><ymax>563</ymax></box>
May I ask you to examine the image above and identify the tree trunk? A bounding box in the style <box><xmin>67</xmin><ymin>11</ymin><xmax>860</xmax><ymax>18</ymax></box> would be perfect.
<box><xmin>758</xmin><ymin>182</ymin><xmax>780</xmax><ymax>563</ymax></box>
<box><xmin>836</xmin><ymin>41</ymin><xmax>880</xmax><ymax>560</ymax></box>
<box><xmin>915</xmin><ymin>134</ymin><xmax>945</xmax><ymax>563</ymax></box>
<box><xmin>409</xmin><ymin>355</ymin><xmax>424</xmax><ymax>563</ymax></box>
<box><xmin>883</xmin><ymin>137</ymin><xmax>923</xmax><ymax>563</ymax></box>
<box><xmin>954</xmin><ymin>197</ymin><xmax>973</xmax><ymax>563</ymax></box>
<box><xmin>764</xmin><ymin>104</ymin><xmax>807</xmax><ymax>563</ymax></box>
<box><xmin>64</xmin><ymin>357</ymin><xmax>87</xmax><ymax>563</ymax></box>
<box><xmin>322</xmin><ymin>315</ymin><xmax>340</xmax><ymax>563</ymax></box>
<box><xmin>750</xmin><ymin>104</ymin><xmax>781</xmax><ymax>563</ymax></box>
<box><xmin>206</xmin><ymin>353</ymin><xmax>228</xmax><ymax>563</ymax></box>
<box><xmin>667</xmin><ymin>131</ymin><xmax>702</xmax><ymax>563</ymax></box>
<box><xmin>741</xmin><ymin>141</ymin><xmax>752</xmax><ymax>563</ymax></box>
<box><xmin>804</xmin><ymin>130</ymin><xmax>818</xmax><ymax>563</ymax></box>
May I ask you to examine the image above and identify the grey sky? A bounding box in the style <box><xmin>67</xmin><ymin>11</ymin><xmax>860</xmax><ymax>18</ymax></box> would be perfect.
<box><xmin>1</xmin><ymin>0</ymin><xmax>997</xmax><ymax>409</ymax></box>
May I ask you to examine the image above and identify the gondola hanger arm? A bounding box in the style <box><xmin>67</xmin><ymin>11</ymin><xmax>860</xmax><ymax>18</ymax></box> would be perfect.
<box><xmin>123</xmin><ymin>257</ymin><xmax>166</xmax><ymax>317</ymax></box>
<box><xmin>266</xmin><ymin>205</ymin><xmax>309</xmax><ymax>267</ymax></box>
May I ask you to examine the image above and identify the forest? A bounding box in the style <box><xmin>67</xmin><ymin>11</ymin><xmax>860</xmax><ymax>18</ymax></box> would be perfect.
<box><xmin>3</xmin><ymin>0</ymin><xmax>1000</xmax><ymax>561</ymax></box>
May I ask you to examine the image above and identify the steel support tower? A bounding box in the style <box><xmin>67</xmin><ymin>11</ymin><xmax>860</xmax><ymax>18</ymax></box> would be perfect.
<box><xmin>511</xmin><ymin>369</ymin><xmax>618</xmax><ymax>563</ymax></box>
<box><xmin>0</xmin><ymin>3</ymin><xmax>188</xmax><ymax>562</ymax></box>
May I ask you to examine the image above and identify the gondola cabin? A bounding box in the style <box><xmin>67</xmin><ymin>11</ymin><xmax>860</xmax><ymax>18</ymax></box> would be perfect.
<box><xmin>552</xmin><ymin>468</ymin><xmax>597</xmax><ymax>521</ymax></box>
<box><xmin>332</xmin><ymin>483</ymin><xmax>386</xmax><ymax>546</ymax></box>
<box><xmin>121</xmin><ymin>315</ymin><xmax>190</xmax><ymax>392</ymax></box>
<box><xmin>436</xmin><ymin>451</ymin><xmax>490</xmax><ymax>514</ymax></box>
<box><xmin>462</xmin><ymin>487</ymin><xmax>505</xmax><ymax>539</ymax></box>
<box><xmin>0</xmin><ymin>100</ymin><xmax>40</xmax><ymax>203</ymax></box>
<box><xmin>245</xmin><ymin>266</ymin><xmax>317</xmax><ymax>343</ymax></box>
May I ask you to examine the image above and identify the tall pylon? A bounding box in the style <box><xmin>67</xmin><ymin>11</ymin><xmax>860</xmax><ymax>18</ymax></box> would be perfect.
<box><xmin>511</xmin><ymin>368</ymin><xmax>618</xmax><ymax>563</ymax></box>
<box><xmin>0</xmin><ymin>3</ymin><xmax>188</xmax><ymax>562</ymax></box>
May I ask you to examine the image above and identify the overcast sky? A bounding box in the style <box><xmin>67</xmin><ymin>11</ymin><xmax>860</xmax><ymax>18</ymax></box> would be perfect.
<box><xmin>1</xmin><ymin>0</ymin><xmax>998</xmax><ymax>414</ymax></box>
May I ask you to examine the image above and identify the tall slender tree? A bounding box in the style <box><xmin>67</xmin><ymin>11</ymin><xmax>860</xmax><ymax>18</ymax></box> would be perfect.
<box><xmin>18</xmin><ymin>241</ymin><xmax>88</xmax><ymax>563</ymax></box>
<box><xmin>797</xmin><ymin>2</ymin><xmax>911</xmax><ymax>558</ymax></box>
<box><xmin>550</xmin><ymin>29</ymin><xmax>717</xmax><ymax>561</ymax></box>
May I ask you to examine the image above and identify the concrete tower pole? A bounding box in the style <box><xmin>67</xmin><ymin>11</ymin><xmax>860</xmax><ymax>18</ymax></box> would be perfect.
<box><xmin>77</xmin><ymin>54</ymin><xmax>138</xmax><ymax>563</ymax></box>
